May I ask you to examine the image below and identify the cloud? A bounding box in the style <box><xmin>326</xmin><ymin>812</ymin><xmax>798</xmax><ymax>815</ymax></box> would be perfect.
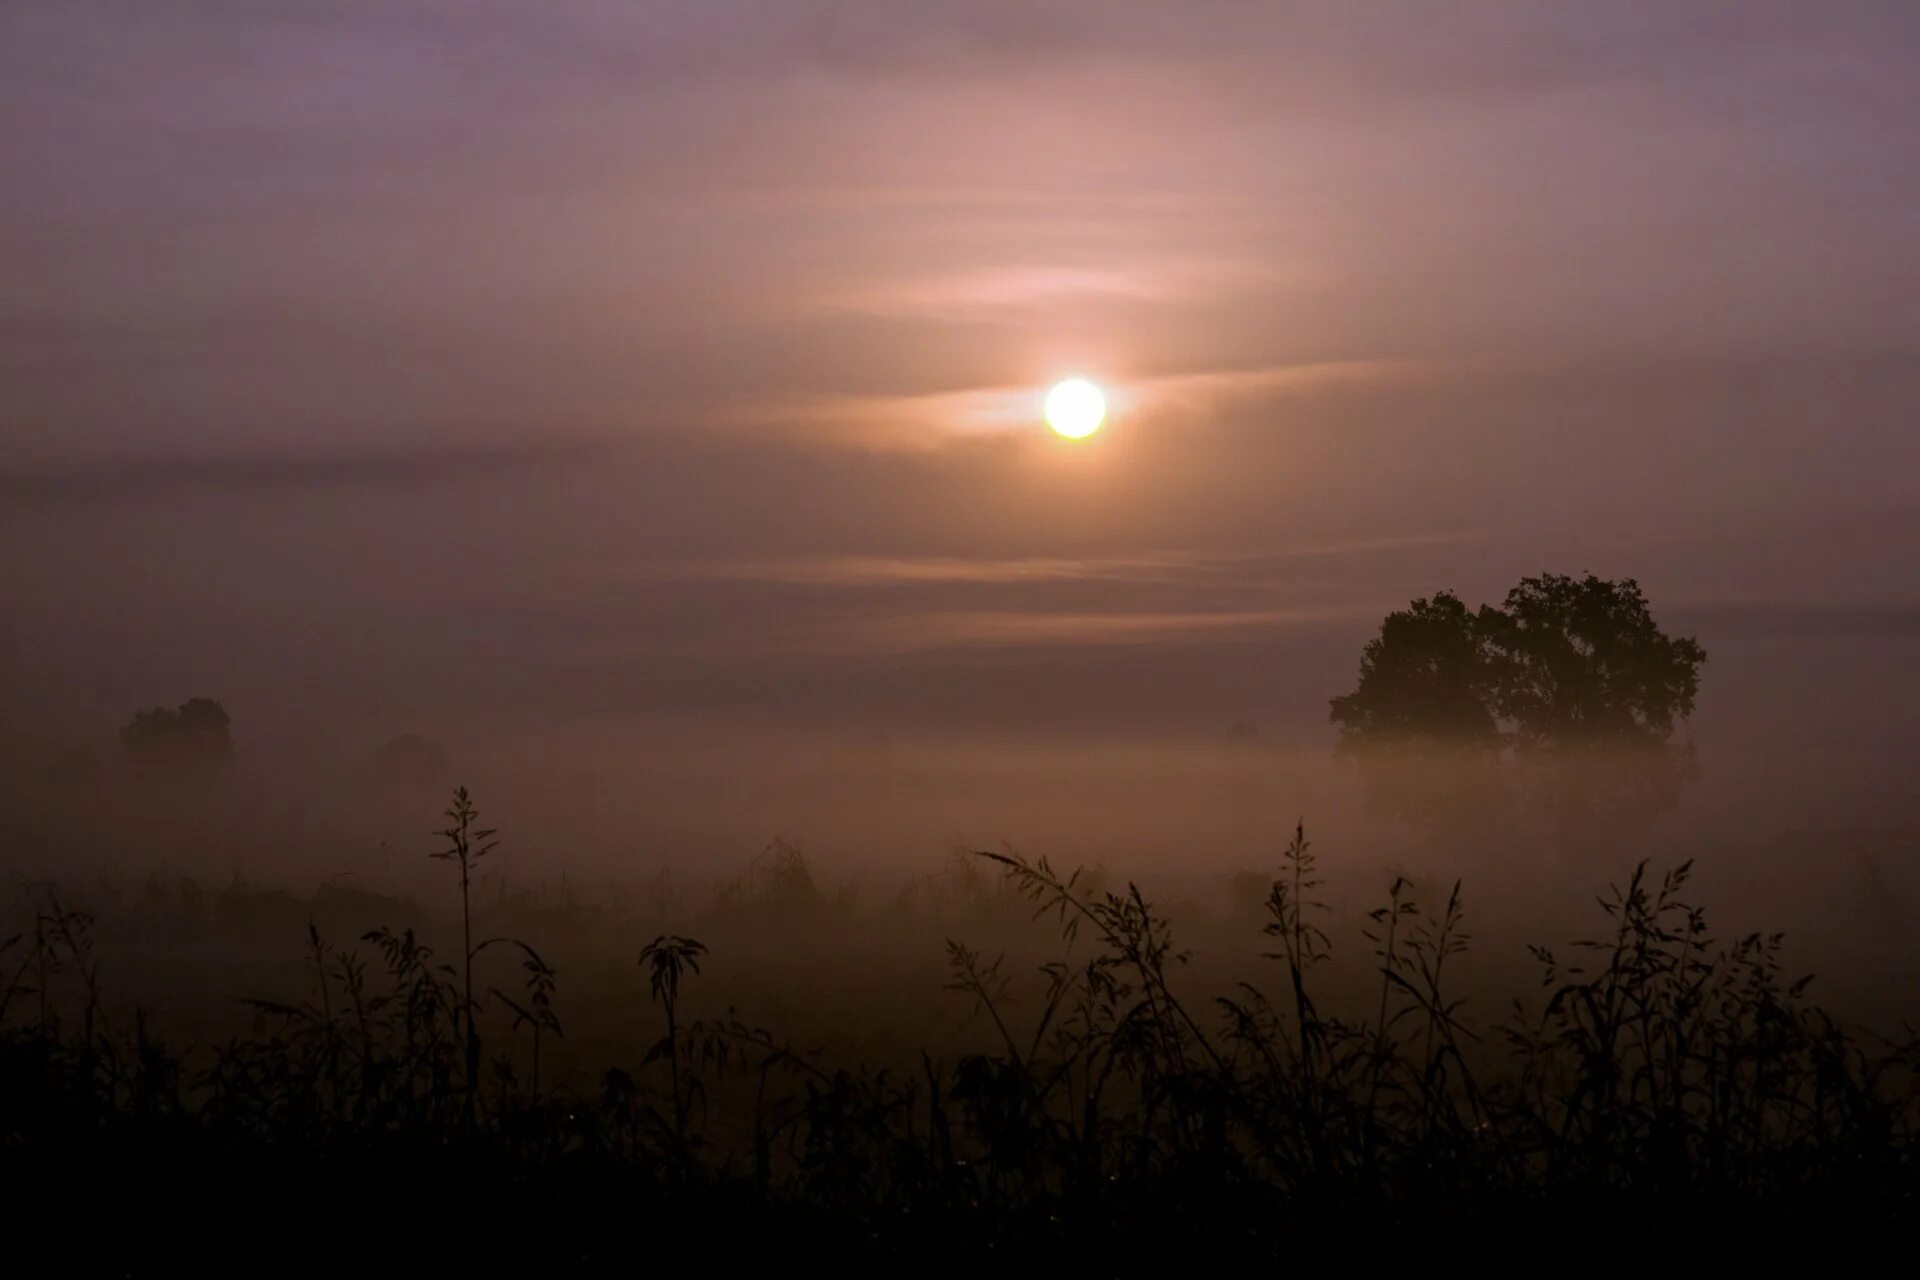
<box><xmin>810</xmin><ymin>606</ymin><xmax>1364</xmax><ymax>655</ymax></box>
<box><xmin>807</xmin><ymin>258</ymin><xmax>1303</xmax><ymax>321</ymax></box>
<box><xmin>592</xmin><ymin>534</ymin><xmax>1483</xmax><ymax>591</ymax></box>
<box><xmin>737</xmin><ymin>359</ymin><xmax>1432</xmax><ymax>448</ymax></box>
<box><xmin>814</xmin><ymin>266</ymin><xmax>1161</xmax><ymax>318</ymax></box>
<box><xmin>1675</xmin><ymin>602</ymin><xmax>1920</xmax><ymax>640</ymax></box>
<box><xmin>0</xmin><ymin>440</ymin><xmax>609</xmax><ymax>508</ymax></box>
<box><xmin>612</xmin><ymin>551</ymin><xmax>1204</xmax><ymax>587</ymax></box>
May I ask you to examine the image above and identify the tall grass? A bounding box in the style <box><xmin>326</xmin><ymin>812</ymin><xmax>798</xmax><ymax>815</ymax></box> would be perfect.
<box><xmin>1</xmin><ymin>788</ymin><xmax>1914</xmax><ymax>1263</ymax></box>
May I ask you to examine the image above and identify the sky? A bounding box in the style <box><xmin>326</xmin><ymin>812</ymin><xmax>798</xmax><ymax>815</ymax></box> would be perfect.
<box><xmin>3</xmin><ymin>2</ymin><xmax>1918</xmax><ymax>807</ymax></box>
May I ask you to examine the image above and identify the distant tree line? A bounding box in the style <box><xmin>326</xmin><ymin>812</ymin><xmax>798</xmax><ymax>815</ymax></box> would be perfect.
<box><xmin>43</xmin><ymin>699</ymin><xmax>449</xmax><ymax>794</ymax></box>
<box><xmin>119</xmin><ymin>696</ymin><xmax>236</xmax><ymax>779</ymax></box>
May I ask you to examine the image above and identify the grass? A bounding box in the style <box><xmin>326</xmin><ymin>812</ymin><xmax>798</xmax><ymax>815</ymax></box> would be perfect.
<box><xmin>2</xmin><ymin>789</ymin><xmax>1915</xmax><ymax>1268</ymax></box>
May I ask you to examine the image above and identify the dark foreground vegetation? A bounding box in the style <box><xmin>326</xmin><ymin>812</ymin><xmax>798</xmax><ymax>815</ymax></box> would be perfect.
<box><xmin>3</xmin><ymin>789</ymin><xmax>1916</xmax><ymax>1270</ymax></box>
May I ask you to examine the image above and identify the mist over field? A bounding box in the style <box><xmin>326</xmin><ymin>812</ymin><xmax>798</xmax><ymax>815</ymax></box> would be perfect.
<box><xmin>3</xmin><ymin>3</ymin><xmax>1919</xmax><ymax>1261</ymax></box>
<box><xmin>5</xmin><ymin>586</ymin><xmax>1915</xmax><ymax>1035</ymax></box>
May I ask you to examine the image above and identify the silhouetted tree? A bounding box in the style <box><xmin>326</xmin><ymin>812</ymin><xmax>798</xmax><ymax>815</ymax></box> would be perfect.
<box><xmin>1481</xmin><ymin>573</ymin><xmax>1706</xmax><ymax>750</ymax></box>
<box><xmin>1328</xmin><ymin>592</ymin><xmax>1501</xmax><ymax>747</ymax></box>
<box><xmin>1327</xmin><ymin>592</ymin><xmax>1507</xmax><ymax>828</ymax></box>
<box><xmin>119</xmin><ymin>697</ymin><xmax>235</xmax><ymax>779</ymax></box>
<box><xmin>1331</xmin><ymin>575</ymin><xmax>1705</xmax><ymax>836</ymax></box>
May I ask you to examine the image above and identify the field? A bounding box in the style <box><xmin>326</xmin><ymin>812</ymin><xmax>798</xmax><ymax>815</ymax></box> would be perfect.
<box><xmin>5</xmin><ymin>785</ymin><xmax>1916</xmax><ymax>1269</ymax></box>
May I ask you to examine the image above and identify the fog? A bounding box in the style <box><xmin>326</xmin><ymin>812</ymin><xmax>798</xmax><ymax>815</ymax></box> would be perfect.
<box><xmin>6</xmin><ymin>608</ymin><xmax>1915</xmax><ymax>1031</ymax></box>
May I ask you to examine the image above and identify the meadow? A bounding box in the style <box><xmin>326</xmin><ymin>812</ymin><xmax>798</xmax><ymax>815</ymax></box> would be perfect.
<box><xmin>4</xmin><ymin>785</ymin><xmax>1915</xmax><ymax>1268</ymax></box>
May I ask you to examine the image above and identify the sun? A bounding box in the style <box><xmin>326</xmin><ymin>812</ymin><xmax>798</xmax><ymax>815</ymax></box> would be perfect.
<box><xmin>1044</xmin><ymin>378</ymin><xmax>1106</xmax><ymax>439</ymax></box>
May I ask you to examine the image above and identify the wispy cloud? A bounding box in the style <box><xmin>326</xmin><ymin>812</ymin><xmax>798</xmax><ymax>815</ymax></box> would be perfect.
<box><xmin>584</xmin><ymin>533</ymin><xmax>1482</xmax><ymax>591</ymax></box>
<box><xmin>738</xmin><ymin>358</ymin><xmax>1434</xmax><ymax>447</ymax></box>
<box><xmin>0</xmin><ymin>440</ymin><xmax>609</xmax><ymax>507</ymax></box>
<box><xmin>815</xmin><ymin>265</ymin><xmax>1161</xmax><ymax>318</ymax></box>
<box><xmin>807</xmin><ymin>257</ymin><xmax>1301</xmax><ymax>321</ymax></box>
<box><xmin>1673</xmin><ymin>602</ymin><xmax>1920</xmax><ymax>640</ymax></box>
<box><xmin>616</xmin><ymin>551</ymin><xmax>1204</xmax><ymax>587</ymax></box>
<box><xmin>809</xmin><ymin>606</ymin><xmax>1364</xmax><ymax>655</ymax></box>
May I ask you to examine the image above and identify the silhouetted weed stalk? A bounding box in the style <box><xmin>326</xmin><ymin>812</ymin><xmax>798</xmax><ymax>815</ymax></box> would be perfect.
<box><xmin>2</xmin><ymin>788</ymin><xmax>1915</xmax><ymax>1252</ymax></box>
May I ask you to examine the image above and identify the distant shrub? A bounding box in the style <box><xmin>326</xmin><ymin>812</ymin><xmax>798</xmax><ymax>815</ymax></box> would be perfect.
<box><xmin>119</xmin><ymin>697</ymin><xmax>235</xmax><ymax>779</ymax></box>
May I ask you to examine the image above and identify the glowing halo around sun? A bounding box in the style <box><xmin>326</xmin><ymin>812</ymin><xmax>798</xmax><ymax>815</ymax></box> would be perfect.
<box><xmin>1044</xmin><ymin>378</ymin><xmax>1106</xmax><ymax>439</ymax></box>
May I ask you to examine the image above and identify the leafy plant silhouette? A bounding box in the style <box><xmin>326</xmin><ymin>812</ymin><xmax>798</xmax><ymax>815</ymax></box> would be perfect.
<box><xmin>432</xmin><ymin>785</ymin><xmax>495</xmax><ymax>1113</ymax></box>
<box><xmin>2</xmin><ymin>789</ymin><xmax>1915</xmax><ymax>1264</ymax></box>
<box><xmin>638</xmin><ymin>933</ymin><xmax>707</xmax><ymax>1150</ymax></box>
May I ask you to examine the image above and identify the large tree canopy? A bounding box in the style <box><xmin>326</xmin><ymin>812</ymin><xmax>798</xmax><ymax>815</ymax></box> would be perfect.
<box><xmin>1330</xmin><ymin>575</ymin><xmax>1705</xmax><ymax>834</ymax></box>
<box><xmin>1332</xmin><ymin>574</ymin><xmax>1705</xmax><ymax>754</ymax></box>
<box><xmin>1327</xmin><ymin>592</ymin><xmax>1500</xmax><ymax>747</ymax></box>
<box><xmin>1483</xmin><ymin>574</ymin><xmax>1705</xmax><ymax>750</ymax></box>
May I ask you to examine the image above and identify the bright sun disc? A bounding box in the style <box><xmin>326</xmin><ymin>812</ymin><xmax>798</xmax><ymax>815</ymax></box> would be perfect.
<box><xmin>1044</xmin><ymin>378</ymin><xmax>1106</xmax><ymax>438</ymax></box>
